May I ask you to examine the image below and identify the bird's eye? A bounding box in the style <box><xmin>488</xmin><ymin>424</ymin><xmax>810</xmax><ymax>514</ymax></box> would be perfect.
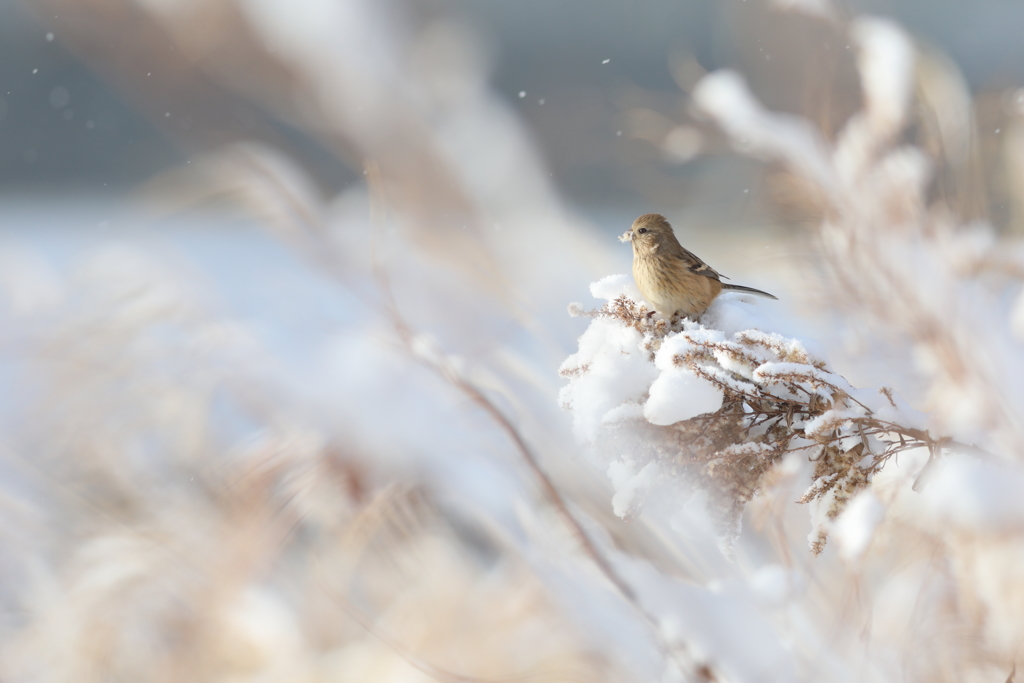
<box><xmin>637</xmin><ymin>228</ymin><xmax>648</xmax><ymax>234</ymax></box>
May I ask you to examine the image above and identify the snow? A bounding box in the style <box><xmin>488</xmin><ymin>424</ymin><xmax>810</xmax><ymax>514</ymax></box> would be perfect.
<box><xmin>658</xmin><ymin>328</ymin><xmax>727</xmax><ymax>355</ymax></box>
<box><xmin>803</xmin><ymin>409</ymin><xmax>864</xmax><ymax>439</ymax></box>
<box><xmin>589</xmin><ymin>272</ymin><xmax>645</xmax><ymax>304</ymax></box>
<box><xmin>558</xmin><ymin>317</ymin><xmax>658</xmax><ymax>443</ymax></box>
<box><xmin>832</xmin><ymin>490</ymin><xmax>885</xmax><ymax>561</ymax></box>
<box><xmin>618</xmin><ymin>557</ymin><xmax>801</xmax><ymax>683</ymax></box>
<box><xmin>692</xmin><ymin>70</ymin><xmax>838</xmax><ymax>199</ymax></box>
<box><xmin>644</xmin><ymin>368</ymin><xmax>722</xmax><ymax>426</ymax></box>
<box><xmin>920</xmin><ymin>456</ymin><xmax>1024</xmax><ymax>533</ymax></box>
<box><xmin>607</xmin><ymin>458</ymin><xmax>661</xmax><ymax>519</ymax></box>
<box><xmin>850</xmin><ymin>18</ymin><xmax>915</xmax><ymax>141</ymax></box>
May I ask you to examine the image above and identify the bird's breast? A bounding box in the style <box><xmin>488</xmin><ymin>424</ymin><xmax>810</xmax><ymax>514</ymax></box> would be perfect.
<box><xmin>633</xmin><ymin>255</ymin><xmax>721</xmax><ymax>317</ymax></box>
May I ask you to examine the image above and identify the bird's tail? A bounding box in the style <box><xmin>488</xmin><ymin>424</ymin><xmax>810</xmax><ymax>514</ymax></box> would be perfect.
<box><xmin>722</xmin><ymin>283</ymin><xmax>778</xmax><ymax>300</ymax></box>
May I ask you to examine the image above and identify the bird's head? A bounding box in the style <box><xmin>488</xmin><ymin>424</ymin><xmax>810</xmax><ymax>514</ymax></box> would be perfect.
<box><xmin>618</xmin><ymin>213</ymin><xmax>675</xmax><ymax>256</ymax></box>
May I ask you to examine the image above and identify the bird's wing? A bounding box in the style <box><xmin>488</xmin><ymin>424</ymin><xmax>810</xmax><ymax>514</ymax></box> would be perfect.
<box><xmin>676</xmin><ymin>246</ymin><xmax>728</xmax><ymax>280</ymax></box>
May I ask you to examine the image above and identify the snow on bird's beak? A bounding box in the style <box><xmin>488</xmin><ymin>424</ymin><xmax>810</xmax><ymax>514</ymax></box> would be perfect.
<box><xmin>618</xmin><ymin>230</ymin><xmax>633</xmax><ymax>243</ymax></box>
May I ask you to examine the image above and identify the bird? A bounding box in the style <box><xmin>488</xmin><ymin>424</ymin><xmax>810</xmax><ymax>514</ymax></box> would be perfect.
<box><xmin>620</xmin><ymin>213</ymin><xmax>777</xmax><ymax>318</ymax></box>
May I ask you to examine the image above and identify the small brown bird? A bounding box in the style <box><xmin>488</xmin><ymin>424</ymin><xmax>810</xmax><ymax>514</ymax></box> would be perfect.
<box><xmin>620</xmin><ymin>213</ymin><xmax>777</xmax><ymax>318</ymax></box>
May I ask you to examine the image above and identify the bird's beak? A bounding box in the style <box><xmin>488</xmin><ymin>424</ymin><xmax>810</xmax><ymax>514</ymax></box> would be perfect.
<box><xmin>618</xmin><ymin>230</ymin><xmax>633</xmax><ymax>243</ymax></box>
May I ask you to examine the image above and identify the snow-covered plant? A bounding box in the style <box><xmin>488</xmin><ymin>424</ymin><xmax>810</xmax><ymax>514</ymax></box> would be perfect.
<box><xmin>561</xmin><ymin>275</ymin><xmax>955</xmax><ymax>553</ymax></box>
<box><xmin>561</xmin><ymin>15</ymin><xmax>1024</xmax><ymax>565</ymax></box>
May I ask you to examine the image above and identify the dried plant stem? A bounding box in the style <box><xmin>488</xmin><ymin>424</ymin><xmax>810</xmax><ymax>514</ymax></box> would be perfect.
<box><xmin>224</xmin><ymin>158</ymin><xmax>661</xmax><ymax>680</ymax></box>
<box><xmin>364</xmin><ymin>166</ymin><xmax>713</xmax><ymax>681</ymax></box>
<box><xmin>391</xmin><ymin>315</ymin><xmax>711</xmax><ymax>679</ymax></box>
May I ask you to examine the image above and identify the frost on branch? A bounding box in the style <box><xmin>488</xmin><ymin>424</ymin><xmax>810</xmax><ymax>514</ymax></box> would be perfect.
<box><xmin>559</xmin><ymin>275</ymin><xmax>937</xmax><ymax>554</ymax></box>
